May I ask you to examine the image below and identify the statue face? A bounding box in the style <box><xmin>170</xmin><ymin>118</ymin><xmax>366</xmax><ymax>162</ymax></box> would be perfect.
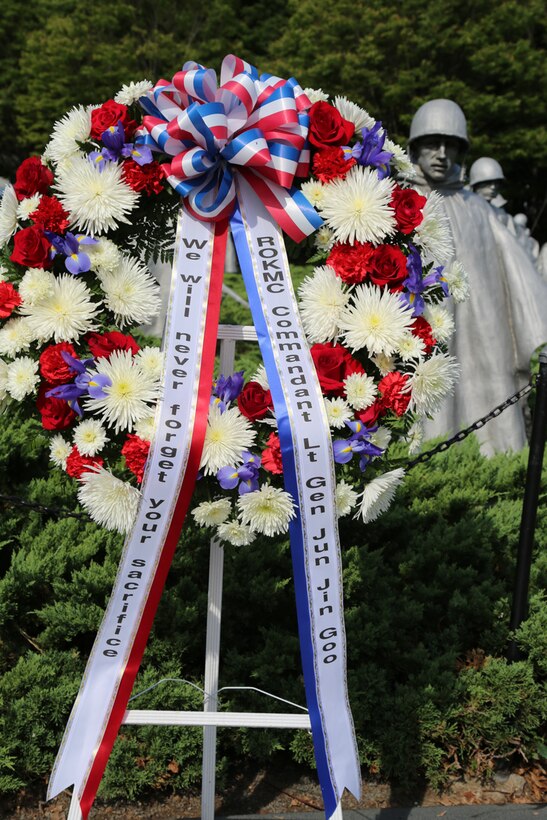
<box><xmin>474</xmin><ymin>180</ymin><xmax>501</xmax><ymax>203</ymax></box>
<box><xmin>413</xmin><ymin>135</ymin><xmax>462</xmax><ymax>182</ymax></box>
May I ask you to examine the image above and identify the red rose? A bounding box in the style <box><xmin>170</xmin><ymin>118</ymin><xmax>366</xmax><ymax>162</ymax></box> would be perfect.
<box><xmin>13</xmin><ymin>157</ymin><xmax>54</xmax><ymax>201</ymax></box>
<box><xmin>86</xmin><ymin>331</ymin><xmax>140</xmax><ymax>359</ymax></box>
<box><xmin>237</xmin><ymin>381</ymin><xmax>273</xmax><ymax>420</ymax></box>
<box><xmin>39</xmin><ymin>342</ymin><xmax>77</xmax><ymax>384</ymax></box>
<box><xmin>327</xmin><ymin>241</ymin><xmax>375</xmax><ymax>284</ymax></box>
<box><xmin>122</xmin><ymin>159</ymin><xmax>165</xmax><ymax>195</ymax></box>
<box><xmin>368</xmin><ymin>244</ymin><xmax>408</xmax><ymax>290</ymax></box>
<box><xmin>36</xmin><ymin>383</ymin><xmax>77</xmax><ymax>430</ymax></box>
<box><xmin>411</xmin><ymin>316</ymin><xmax>436</xmax><ymax>354</ymax></box>
<box><xmin>308</xmin><ymin>102</ymin><xmax>354</xmax><ymax>149</ymax></box>
<box><xmin>378</xmin><ymin>371</ymin><xmax>411</xmax><ymax>416</ymax></box>
<box><xmin>121</xmin><ymin>434</ymin><xmax>150</xmax><ymax>484</ymax></box>
<box><xmin>312</xmin><ymin>147</ymin><xmax>356</xmax><ymax>183</ymax></box>
<box><xmin>261</xmin><ymin>432</ymin><xmax>283</xmax><ymax>474</ymax></box>
<box><xmin>10</xmin><ymin>226</ymin><xmax>51</xmax><ymax>268</ymax></box>
<box><xmin>29</xmin><ymin>195</ymin><xmax>70</xmax><ymax>233</ymax></box>
<box><xmin>356</xmin><ymin>398</ymin><xmax>386</xmax><ymax>427</ymax></box>
<box><xmin>65</xmin><ymin>446</ymin><xmax>103</xmax><ymax>479</ymax></box>
<box><xmin>90</xmin><ymin>100</ymin><xmax>137</xmax><ymax>140</ymax></box>
<box><xmin>390</xmin><ymin>185</ymin><xmax>427</xmax><ymax>235</ymax></box>
<box><xmin>310</xmin><ymin>342</ymin><xmax>365</xmax><ymax>396</ymax></box>
<box><xmin>0</xmin><ymin>282</ymin><xmax>22</xmax><ymax>318</ymax></box>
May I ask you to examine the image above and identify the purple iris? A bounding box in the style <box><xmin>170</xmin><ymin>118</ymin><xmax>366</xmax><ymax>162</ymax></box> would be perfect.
<box><xmin>211</xmin><ymin>371</ymin><xmax>244</xmax><ymax>412</ymax></box>
<box><xmin>46</xmin><ymin>231</ymin><xmax>98</xmax><ymax>275</ymax></box>
<box><xmin>217</xmin><ymin>452</ymin><xmax>261</xmax><ymax>494</ymax></box>
<box><xmin>332</xmin><ymin>419</ymin><xmax>384</xmax><ymax>470</ymax></box>
<box><xmin>401</xmin><ymin>245</ymin><xmax>425</xmax><ymax>316</ymax></box>
<box><xmin>89</xmin><ymin>121</ymin><xmax>153</xmax><ymax>169</ymax></box>
<box><xmin>46</xmin><ymin>352</ymin><xmax>111</xmax><ymax>415</ymax></box>
<box><xmin>423</xmin><ymin>264</ymin><xmax>450</xmax><ymax>297</ymax></box>
<box><xmin>347</xmin><ymin>121</ymin><xmax>394</xmax><ymax>179</ymax></box>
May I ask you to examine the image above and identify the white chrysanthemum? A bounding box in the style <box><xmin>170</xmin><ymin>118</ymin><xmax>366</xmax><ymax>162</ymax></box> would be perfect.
<box><xmin>16</xmin><ymin>193</ymin><xmax>41</xmax><ymax>221</ymax></box>
<box><xmin>413</xmin><ymin>191</ymin><xmax>454</xmax><ymax>264</ymax></box>
<box><xmin>18</xmin><ymin>268</ymin><xmax>56</xmax><ymax>306</ymax></box>
<box><xmin>73</xmin><ymin>419</ymin><xmax>109</xmax><ymax>456</ymax></box>
<box><xmin>372</xmin><ymin>352</ymin><xmax>396</xmax><ymax>375</ymax></box>
<box><xmin>217</xmin><ymin>519</ymin><xmax>256</xmax><ymax>547</ymax></box>
<box><xmin>135</xmin><ymin>346</ymin><xmax>164</xmax><ymax>380</ymax></box>
<box><xmin>114</xmin><ymin>79</ymin><xmax>153</xmax><ymax>105</ymax></box>
<box><xmin>442</xmin><ymin>260</ymin><xmax>470</xmax><ymax>303</ymax></box>
<box><xmin>384</xmin><ymin>139</ymin><xmax>415</xmax><ymax>179</ymax></box>
<box><xmin>251</xmin><ymin>364</ymin><xmax>269</xmax><ymax>390</ymax></box>
<box><xmin>369</xmin><ymin>425</ymin><xmax>392</xmax><ymax>451</ymax></box>
<box><xmin>55</xmin><ymin>156</ymin><xmax>139</xmax><ymax>235</ymax></box>
<box><xmin>320</xmin><ymin>166</ymin><xmax>397</xmax><ymax>245</ymax></box>
<box><xmin>314</xmin><ymin>225</ymin><xmax>336</xmax><ymax>253</ymax></box>
<box><xmin>0</xmin><ymin>185</ymin><xmax>19</xmax><ymax>247</ymax></box>
<box><xmin>405</xmin><ymin>419</ymin><xmax>424</xmax><ymax>456</ymax></box>
<box><xmin>423</xmin><ymin>303</ymin><xmax>455</xmax><ymax>343</ymax></box>
<box><xmin>0</xmin><ymin>359</ymin><xmax>8</xmax><ymax>400</ymax></box>
<box><xmin>200</xmin><ymin>404</ymin><xmax>256</xmax><ymax>476</ymax></box>
<box><xmin>324</xmin><ymin>396</ymin><xmax>352</xmax><ymax>429</ymax></box>
<box><xmin>85</xmin><ymin>349</ymin><xmax>160</xmax><ymax>433</ymax></box>
<box><xmin>407</xmin><ymin>352</ymin><xmax>461</xmax><ymax>415</ymax></box>
<box><xmin>298</xmin><ymin>265</ymin><xmax>348</xmax><ymax>344</ymax></box>
<box><xmin>336</xmin><ymin>479</ymin><xmax>358</xmax><ymax>517</ymax></box>
<box><xmin>49</xmin><ymin>434</ymin><xmax>72</xmax><ymax>469</ymax></box>
<box><xmin>334</xmin><ymin>96</ymin><xmax>375</xmax><ymax>132</ymax></box>
<box><xmin>134</xmin><ymin>414</ymin><xmax>157</xmax><ymax>442</ymax></box>
<box><xmin>43</xmin><ymin>106</ymin><xmax>92</xmax><ymax>165</ymax></box>
<box><xmin>78</xmin><ymin>467</ymin><xmax>141</xmax><ymax>534</ymax></box>
<box><xmin>6</xmin><ymin>356</ymin><xmax>39</xmax><ymax>400</ymax></box>
<box><xmin>20</xmin><ymin>274</ymin><xmax>99</xmax><ymax>343</ymax></box>
<box><xmin>339</xmin><ymin>283</ymin><xmax>414</xmax><ymax>355</ymax></box>
<box><xmin>192</xmin><ymin>498</ymin><xmax>232</xmax><ymax>527</ymax></box>
<box><xmin>86</xmin><ymin>238</ymin><xmax>123</xmax><ymax>275</ymax></box>
<box><xmin>397</xmin><ymin>332</ymin><xmax>426</xmax><ymax>361</ymax></box>
<box><xmin>303</xmin><ymin>87</ymin><xmax>329</xmax><ymax>103</ymax></box>
<box><xmin>237</xmin><ymin>484</ymin><xmax>296</xmax><ymax>537</ymax></box>
<box><xmin>0</xmin><ymin>317</ymin><xmax>34</xmax><ymax>357</ymax></box>
<box><xmin>301</xmin><ymin>180</ymin><xmax>326</xmax><ymax>209</ymax></box>
<box><xmin>343</xmin><ymin>371</ymin><xmax>377</xmax><ymax>410</ymax></box>
<box><xmin>0</xmin><ymin>264</ymin><xmax>7</xmax><ymax>281</ymax></box>
<box><xmin>358</xmin><ymin>468</ymin><xmax>405</xmax><ymax>523</ymax></box>
<box><xmin>98</xmin><ymin>255</ymin><xmax>161</xmax><ymax>326</ymax></box>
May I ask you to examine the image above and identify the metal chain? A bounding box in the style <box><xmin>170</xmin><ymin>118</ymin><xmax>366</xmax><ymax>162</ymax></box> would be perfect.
<box><xmin>0</xmin><ymin>376</ymin><xmax>537</xmax><ymax>517</ymax></box>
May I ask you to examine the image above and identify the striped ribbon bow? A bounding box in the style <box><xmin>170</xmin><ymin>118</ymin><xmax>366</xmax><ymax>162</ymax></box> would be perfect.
<box><xmin>137</xmin><ymin>53</ymin><xmax>321</xmax><ymax>241</ymax></box>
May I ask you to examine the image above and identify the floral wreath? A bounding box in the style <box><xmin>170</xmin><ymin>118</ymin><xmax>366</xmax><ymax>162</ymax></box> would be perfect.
<box><xmin>0</xmin><ymin>77</ymin><xmax>469</xmax><ymax>544</ymax></box>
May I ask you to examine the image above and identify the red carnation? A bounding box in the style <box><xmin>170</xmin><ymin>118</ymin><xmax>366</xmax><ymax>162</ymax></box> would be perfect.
<box><xmin>86</xmin><ymin>331</ymin><xmax>140</xmax><ymax>359</ymax></box>
<box><xmin>327</xmin><ymin>241</ymin><xmax>375</xmax><ymax>284</ymax></box>
<box><xmin>121</xmin><ymin>434</ymin><xmax>150</xmax><ymax>484</ymax></box>
<box><xmin>308</xmin><ymin>101</ymin><xmax>354</xmax><ymax>149</ymax></box>
<box><xmin>0</xmin><ymin>282</ymin><xmax>22</xmax><ymax>318</ymax></box>
<box><xmin>368</xmin><ymin>244</ymin><xmax>408</xmax><ymax>290</ymax></box>
<box><xmin>261</xmin><ymin>432</ymin><xmax>283</xmax><ymax>474</ymax></box>
<box><xmin>90</xmin><ymin>99</ymin><xmax>137</xmax><ymax>140</ymax></box>
<box><xmin>65</xmin><ymin>446</ymin><xmax>104</xmax><ymax>479</ymax></box>
<box><xmin>10</xmin><ymin>226</ymin><xmax>52</xmax><ymax>269</ymax></box>
<box><xmin>411</xmin><ymin>316</ymin><xmax>437</xmax><ymax>354</ymax></box>
<box><xmin>378</xmin><ymin>371</ymin><xmax>411</xmax><ymax>416</ymax></box>
<box><xmin>390</xmin><ymin>184</ymin><xmax>427</xmax><ymax>235</ymax></box>
<box><xmin>36</xmin><ymin>383</ymin><xmax>77</xmax><ymax>431</ymax></box>
<box><xmin>13</xmin><ymin>157</ymin><xmax>54</xmax><ymax>201</ymax></box>
<box><xmin>29</xmin><ymin>195</ymin><xmax>70</xmax><ymax>233</ymax></box>
<box><xmin>122</xmin><ymin>159</ymin><xmax>165</xmax><ymax>195</ymax></box>
<box><xmin>312</xmin><ymin>147</ymin><xmax>355</xmax><ymax>183</ymax></box>
<box><xmin>39</xmin><ymin>342</ymin><xmax>78</xmax><ymax>384</ymax></box>
<box><xmin>310</xmin><ymin>342</ymin><xmax>365</xmax><ymax>396</ymax></box>
<box><xmin>356</xmin><ymin>398</ymin><xmax>386</xmax><ymax>427</ymax></box>
<box><xmin>237</xmin><ymin>380</ymin><xmax>273</xmax><ymax>420</ymax></box>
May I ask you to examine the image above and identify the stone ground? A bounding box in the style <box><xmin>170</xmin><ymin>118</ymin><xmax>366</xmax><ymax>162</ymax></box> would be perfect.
<box><xmin>3</xmin><ymin>762</ymin><xmax>546</xmax><ymax>819</ymax></box>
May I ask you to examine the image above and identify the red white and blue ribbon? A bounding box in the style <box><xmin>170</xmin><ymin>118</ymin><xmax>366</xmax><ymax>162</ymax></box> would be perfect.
<box><xmin>48</xmin><ymin>55</ymin><xmax>359</xmax><ymax>819</ymax></box>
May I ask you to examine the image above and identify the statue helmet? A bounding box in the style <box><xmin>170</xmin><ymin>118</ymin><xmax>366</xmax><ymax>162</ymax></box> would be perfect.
<box><xmin>469</xmin><ymin>157</ymin><xmax>505</xmax><ymax>188</ymax></box>
<box><xmin>409</xmin><ymin>99</ymin><xmax>469</xmax><ymax>148</ymax></box>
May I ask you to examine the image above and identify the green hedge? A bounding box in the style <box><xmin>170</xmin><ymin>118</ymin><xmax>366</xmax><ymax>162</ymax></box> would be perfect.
<box><xmin>0</xmin><ymin>404</ymin><xmax>545</xmax><ymax>800</ymax></box>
